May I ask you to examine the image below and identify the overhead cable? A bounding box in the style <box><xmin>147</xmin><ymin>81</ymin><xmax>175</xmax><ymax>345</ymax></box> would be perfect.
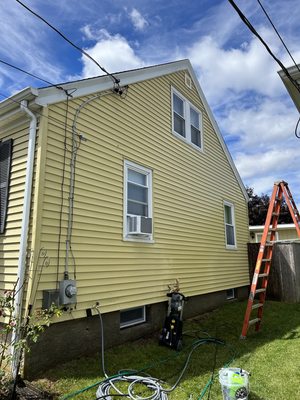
<box><xmin>295</xmin><ymin>116</ymin><xmax>300</xmax><ymax>139</ymax></box>
<box><xmin>15</xmin><ymin>0</ymin><xmax>121</xmax><ymax>88</ymax></box>
<box><xmin>257</xmin><ymin>0</ymin><xmax>300</xmax><ymax>74</ymax></box>
<box><xmin>227</xmin><ymin>0</ymin><xmax>300</xmax><ymax>95</ymax></box>
<box><xmin>0</xmin><ymin>58</ymin><xmax>68</xmax><ymax>94</ymax></box>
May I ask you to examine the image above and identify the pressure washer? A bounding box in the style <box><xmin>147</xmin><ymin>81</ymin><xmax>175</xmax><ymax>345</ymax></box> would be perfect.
<box><xmin>159</xmin><ymin>289</ymin><xmax>188</xmax><ymax>350</ymax></box>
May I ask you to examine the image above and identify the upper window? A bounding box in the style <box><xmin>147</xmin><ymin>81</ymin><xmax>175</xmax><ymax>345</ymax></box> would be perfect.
<box><xmin>224</xmin><ymin>201</ymin><xmax>236</xmax><ymax>248</ymax></box>
<box><xmin>0</xmin><ymin>139</ymin><xmax>13</xmax><ymax>234</ymax></box>
<box><xmin>172</xmin><ymin>88</ymin><xmax>202</xmax><ymax>150</ymax></box>
<box><xmin>124</xmin><ymin>161</ymin><xmax>153</xmax><ymax>241</ymax></box>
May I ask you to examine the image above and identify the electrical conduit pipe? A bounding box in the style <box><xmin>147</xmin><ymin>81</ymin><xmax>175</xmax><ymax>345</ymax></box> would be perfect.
<box><xmin>11</xmin><ymin>100</ymin><xmax>37</xmax><ymax>378</ymax></box>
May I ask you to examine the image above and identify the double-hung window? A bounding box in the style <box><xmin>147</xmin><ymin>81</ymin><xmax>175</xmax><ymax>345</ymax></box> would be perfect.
<box><xmin>0</xmin><ymin>139</ymin><xmax>13</xmax><ymax>234</ymax></box>
<box><xmin>124</xmin><ymin>160</ymin><xmax>153</xmax><ymax>241</ymax></box>
<box><xmin>224</xmin><ymin>201</ymin><xmax>236</xmax><ymax>248</ymax></box>
<box><xmin>172</xmin><ymin>88</ymin><xmax>202</xmax><ymax>150</ymax></box>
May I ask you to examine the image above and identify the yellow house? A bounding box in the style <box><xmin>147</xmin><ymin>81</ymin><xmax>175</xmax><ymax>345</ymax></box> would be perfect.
<box><xmin>249</xmin><ymin>223</ymin><xmax>300</xmax><ymax>243</ymax></box>
<box><xmin>0</xmin><ymin>59</ymin><xmax>249</xmax><ymax>376</ymax></box>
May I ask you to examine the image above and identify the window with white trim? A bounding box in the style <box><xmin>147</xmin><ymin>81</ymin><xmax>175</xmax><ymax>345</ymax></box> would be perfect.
<box><xmin>120</xmin><ymin>306</ymin><xmax>146</xmax><ymax>328</ymax></box>
<box><xmin>172</xmin><ymin>88</ymin><xmax>202</xmax><ymax>150</ymax></box>
<box><xmin>124</xmin><ymin>161</ymin><xmax>153</xmax><ymax>241</ymax></box>
<box><xmin>226</xmin><ymin>288</ymin><xmax>235</xmax><ymax>300</ymax></box>
<box><xmin>224</xmin><ymin>201</ymin><xmax>236</xmax><ymax>248</ymax></box>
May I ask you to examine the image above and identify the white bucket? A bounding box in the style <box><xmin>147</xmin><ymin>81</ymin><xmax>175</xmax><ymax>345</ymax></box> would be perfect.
<box><xmin>219</xmin><ymin>368</ymin><xmax>250</xmax><ymax>400</ymax></box>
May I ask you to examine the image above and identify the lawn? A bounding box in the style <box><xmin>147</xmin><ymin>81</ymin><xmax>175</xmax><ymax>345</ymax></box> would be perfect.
<box><xmin>34</xmin><ymin>300</ymin><xmax>300</xmax><ymax>400</ymax></box>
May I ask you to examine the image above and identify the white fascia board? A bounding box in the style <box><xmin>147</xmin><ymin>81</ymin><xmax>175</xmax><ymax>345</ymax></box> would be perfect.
<box><xmin>0</xmin><ymin>87</ymin><xmax>38</xmax><ymax>114</ymax></box>
<box><xmin>278</xmin><ymin>65</ymin><xmax>300</xmax><ymax>112</ymax></box>
<box><xmin>249</xmin><ymin>223</ymin><xmax>296</xmax><ymax>231</ymax></box>
<box><xmin>0</xmin><ymin>87</ymin><xmax>39</xmax><ymax>129</ymax></box>
<box><xmin>35</xmin><ymin>60</ymin><xmax>192</xmax><ymax>106</ymax></box>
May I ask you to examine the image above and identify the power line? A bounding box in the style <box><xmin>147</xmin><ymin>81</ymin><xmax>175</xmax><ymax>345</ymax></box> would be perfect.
<box><xmin>227</xmin><ymin>0</ymin><xmax>300</xmax><ymax>95</ymax></box>
<box><xmin>15</xmin><ymin>0</ymin><xmax>121</xmax><ymax>89</ymax></box>
<box><xmin>0</xmin><ymin>58</ymin><xmax>68</xmax><ymax>94</ymax></box>
<box><xmin>257</xmin><ymin>0</ymin><xmax>300</xmax><ymax>74</ymax></box>
<box><xmin>0</xmin><ymin>91</ymin><xmax>92</xmax><ymax>142</ymax></box>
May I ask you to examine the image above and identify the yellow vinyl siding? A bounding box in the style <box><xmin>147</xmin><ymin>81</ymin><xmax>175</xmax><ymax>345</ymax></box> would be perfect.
<box><xmin>0</xmin><ymin>122</ymin><xmax>29</xmax><ymax>290</ymax></box>
<box><xmin>278</xmin><ymin>228</ymin><xmax>299</xmax><ymax>241</ymax></box>
<box><xmin>35</xmin><ymin>70</ymin><xmax>249</xmax><ymax>316</ymax></box>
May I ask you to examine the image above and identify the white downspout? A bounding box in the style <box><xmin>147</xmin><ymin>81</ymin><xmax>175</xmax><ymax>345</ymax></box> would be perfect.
<box><xmin>11</xmin><ymin>100</ymin><xmax>37</xmax><ymax>377</ymax></box>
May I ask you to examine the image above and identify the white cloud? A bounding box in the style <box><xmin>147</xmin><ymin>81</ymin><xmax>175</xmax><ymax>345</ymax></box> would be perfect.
<box><xmin>81</xmin><ymin>30</ymin><xmax>145</xmax><ymax>77</ymax></box>
<box><xmin>187</xmin><ymin>33</ymin><xmax>284</xmax><ymax>105</ymax></box>
<box><xmin>128</xmin><ymin>8</ymin><xmax>149</xmax><ymax>31</ymax></box>
<box><xmin>220</xmin><ymin>99</ymin><xmax>298</xmax><ymax>150</ymax></box>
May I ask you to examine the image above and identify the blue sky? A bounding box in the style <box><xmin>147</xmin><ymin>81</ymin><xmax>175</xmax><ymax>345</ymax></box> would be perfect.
<box><xmin>1</xmin><ymin>0</ymin><xmax>300</xmax><ymax>204</ymax></box>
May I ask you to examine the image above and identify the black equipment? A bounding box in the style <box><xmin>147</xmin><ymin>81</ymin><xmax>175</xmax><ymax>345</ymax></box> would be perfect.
<box><xmin>159</xmin><ymin>291</ymin><xmax>188</xmax><ymax>350</ymax></box>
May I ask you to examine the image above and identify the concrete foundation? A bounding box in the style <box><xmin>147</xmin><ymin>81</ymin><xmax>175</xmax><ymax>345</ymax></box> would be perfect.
<box><xmin>24</xmin><ymin>286</ymin><xmax>248</xmax><ymax>378</ymax></box>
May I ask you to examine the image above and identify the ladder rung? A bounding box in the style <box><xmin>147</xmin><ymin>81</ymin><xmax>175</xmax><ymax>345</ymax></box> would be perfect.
<box><xmin>262</xmin><ymin>258</ymin><xmax>271</xmax><ymax>262</ymax></box>
<box><xmin>269</xmin><ymin>228</ymin><xmax>277</xmax><ymax>232</ymax></box>
<box><xmin>249</xmin><ymin>318</ymin><xmax>261</xmax><ymax>326</ymax></box>
<box><xmin>255</xmin><ymin>288</ymin><xmax>266</xmax><ymax>294</ymax></box>
<box><xmin>272</xmin><ymin>212</ymin><xmax>279</xmax><ymax>216</ymax></box>
<box><xmin>258</xmin><ymin>273</ymin><xmax>268</xmax><ymax>278</ymax></box>
<box><xmin>252</xmin><ymin>303</ymin><xmax>264</xmax><ymax>310</ymax></box>
<box><xmin>265</xmin><ymin>242</ymin><xmax>274</xmax><ymax>247</ymax></box>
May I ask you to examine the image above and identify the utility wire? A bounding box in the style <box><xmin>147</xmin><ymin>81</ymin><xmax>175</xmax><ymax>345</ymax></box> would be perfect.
<box><xmin>0</xmin><ymin>91</ymin><xmax>82</xmax><ymax>140</ymax></box>
<box><xmin>227</xmin><ymin>0</ymin><xmax>300</xmax><ymax>95</ymax></box>
<box><xmin>15</xmin><ymin>0</ymin><xmax>121</xmax><ymax>88</ymax></box>
<box><xmin>0</xmin><ymin>58</ymin><xmax>68</xmax><ymax>94</ymax></box>
<box><xmin>295</xmin><ymin>116</ymin><xmax>300</xmax><ymax>139</ymax></box>
<box><xmin>257</xmin><ymin>0</ymin><xmax>300</xmax><ymax>74</ymax></box>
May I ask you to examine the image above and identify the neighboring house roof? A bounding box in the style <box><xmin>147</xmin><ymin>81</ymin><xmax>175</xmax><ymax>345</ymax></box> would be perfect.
<box><xmin>249</xmin><ymin>223</ymin><xmax>297</xmax><ymax>231</ymax></box>
<box><xmin>278</xmin><ymin>65</ymin><xmax>300</xmax><ymax>112</ymax></box>
<box><xmin>0</xmin><ymin>59</ymin><xmax>248</xmax><ymax>201</ymax></box>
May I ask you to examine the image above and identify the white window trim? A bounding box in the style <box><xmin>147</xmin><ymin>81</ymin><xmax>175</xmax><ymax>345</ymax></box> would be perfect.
<box><xmin>120</xmin><ymin>306</ymin><xmax>146</xmax><ymax>329</ymax></box>
<box><xmin>171</xmin><ymin>87</ymin><xmax>203</xmax><ymax>152</ymax></box>
<box><xmin>224</xmin><ymin>201</ymin><xmax>237</xmax><ymax>249</ymax></box>
<box><xmin>123</xmin><ymin>160</ymin><xmax>153</xmax><ymax>242</ymax></box>
<box><xmin>255</xmin><ymin>232</ymin><xmax>279</xmax><ymax>243</ymax></box>
<box><xmin>226</xmin><ymin>288</ymin><xmax>235</xmax><ymax>300</ymax></box>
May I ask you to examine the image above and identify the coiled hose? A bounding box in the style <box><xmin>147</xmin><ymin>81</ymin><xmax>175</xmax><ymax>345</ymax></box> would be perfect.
<box><xmin>94</xmin><ymin>306</ymin><xmax>226</xmax><ymax>400</ymax></box>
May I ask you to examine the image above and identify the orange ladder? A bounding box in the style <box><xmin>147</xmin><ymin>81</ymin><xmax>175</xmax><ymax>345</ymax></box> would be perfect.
<box><xmin>241</xmin><ymin>181</ymin><xmax>300</xmax><ymax>339</ymax></box>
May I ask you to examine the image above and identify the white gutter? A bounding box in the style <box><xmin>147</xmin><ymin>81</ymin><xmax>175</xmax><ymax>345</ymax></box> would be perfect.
<box><xmin>12</xmin><ymin>100</ymin><xmax>37</xmax><ymax>377</ymax></box>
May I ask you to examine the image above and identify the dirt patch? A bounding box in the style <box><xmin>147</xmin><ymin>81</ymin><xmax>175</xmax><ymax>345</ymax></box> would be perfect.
<box><xmin>1</xmin><ymin>380</ymin><xmax>54</xmax><ymax>400</ymax></box>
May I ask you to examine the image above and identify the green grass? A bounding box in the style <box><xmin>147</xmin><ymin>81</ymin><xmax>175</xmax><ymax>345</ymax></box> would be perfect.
<box><xmin>34</xmin><ymin>300</ymin><xmax>300</xmax><ymax>400</ymax></box>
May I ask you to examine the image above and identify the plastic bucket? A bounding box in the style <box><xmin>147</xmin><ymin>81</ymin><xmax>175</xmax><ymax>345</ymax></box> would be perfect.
<box><xmin>219</xmin><ymin>368</ymin><xmax>249</xmax><ymax>400</ymax></box>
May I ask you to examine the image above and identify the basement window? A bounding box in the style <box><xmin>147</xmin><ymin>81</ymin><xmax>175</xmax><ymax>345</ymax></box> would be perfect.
<box><xmin>226</xmin><ymin>288</ymin><xmax>235</xmax><ymax>300</ymax></box>
<box><xmin>120</xmin><ymin>306</ymin><xmax>146</xmax><ymax>329</ymax></box>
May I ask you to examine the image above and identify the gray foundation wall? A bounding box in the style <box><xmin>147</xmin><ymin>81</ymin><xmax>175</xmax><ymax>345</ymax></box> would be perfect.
<box><xmin>24</xmin><ymin>287</ymin><xmax>248</xmax><ymax>379</ymax></box>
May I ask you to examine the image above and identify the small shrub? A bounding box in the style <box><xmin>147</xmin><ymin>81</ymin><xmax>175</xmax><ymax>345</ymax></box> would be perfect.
<box><xmin>0</xmin><ymin>285</ymin><xmax>62</xmax><ymax>395</ymax></box>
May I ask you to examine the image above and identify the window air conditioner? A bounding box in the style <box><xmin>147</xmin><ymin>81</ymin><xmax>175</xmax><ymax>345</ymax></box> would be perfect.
<box><xmin>128</xmin><ymin>216</ymin><xmax>152</xmax><ymax>235</ymax></box>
